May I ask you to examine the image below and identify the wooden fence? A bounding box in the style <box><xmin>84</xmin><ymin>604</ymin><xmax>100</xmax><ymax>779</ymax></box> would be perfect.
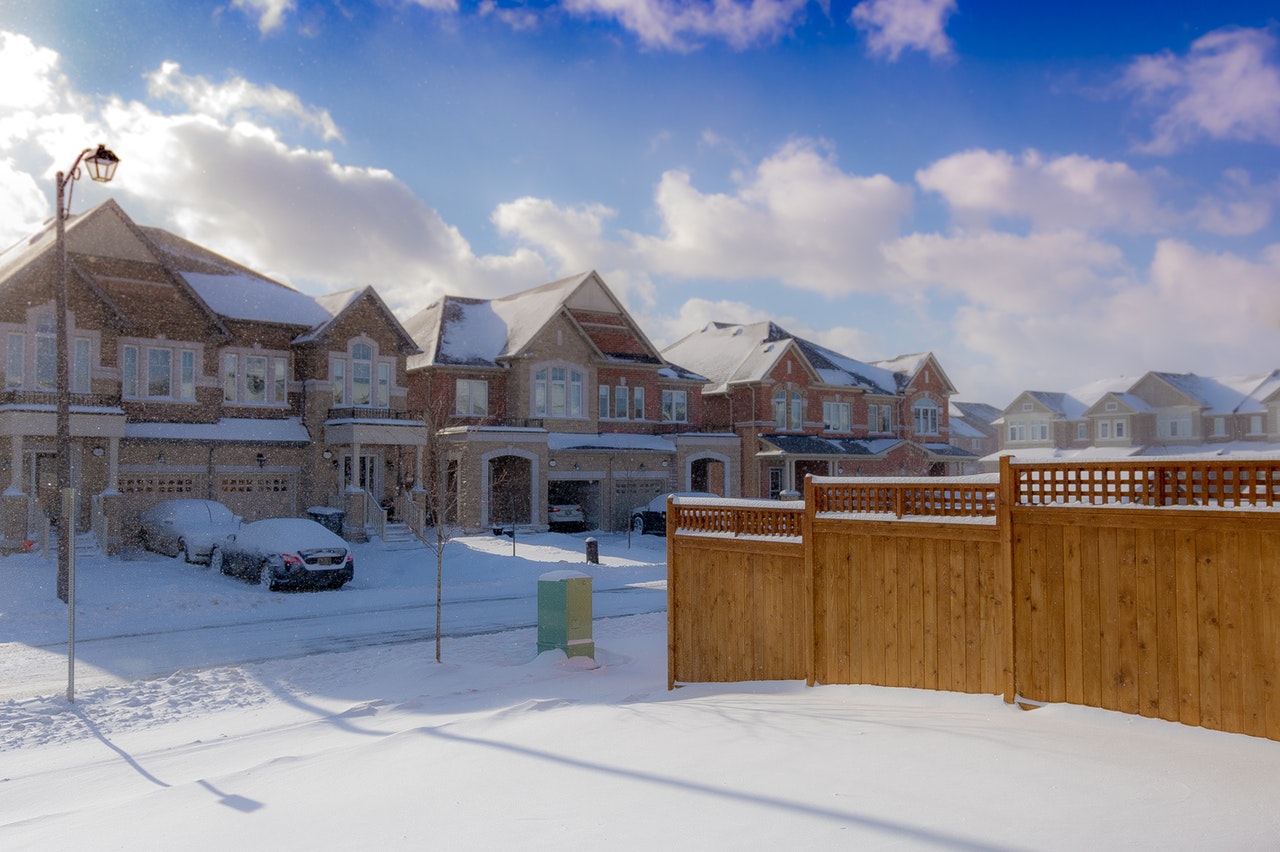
<box><xmin>667</xmin><ymin>457</ymin><xmax>1280</xmax><ymax>741</ymax></box>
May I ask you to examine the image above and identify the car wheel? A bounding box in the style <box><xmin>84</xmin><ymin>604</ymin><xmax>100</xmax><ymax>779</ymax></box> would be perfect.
<box><xmin>259</xmin><ymin>561</ymin><xmax>275</xmax><ymax>591</ymax></box>
<box><xmin>632</xmin><ymin>515</ymin><xmax>646</xmax><ymax>535</ymax></box>
<box><xmin>209</xmin><ymin>546</ymin><xmax>225</xmax><ymax>574</ymax></box>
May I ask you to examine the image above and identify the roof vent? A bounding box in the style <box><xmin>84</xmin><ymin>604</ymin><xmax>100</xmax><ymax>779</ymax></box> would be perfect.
<box><xmin>733</xmin><ymin>327</ymin><xmax>743</xmax><ymax>336</ymax></box>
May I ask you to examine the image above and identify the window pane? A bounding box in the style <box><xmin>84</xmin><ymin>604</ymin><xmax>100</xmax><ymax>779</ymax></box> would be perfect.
<box><xmin>599</xmin><ymin>385</ymin><xmax>610</xmax><ymax>418</ymax></box>
<box><xmin>223</xmin><ymin>354</ymin><xmax>237</xmax><ymax>402</ymax></box>
<box><xmin>246</xmin><ymin>356</ymin><xmax>267</xmax><ymax>403</ymax></box>
<box><xmin>181</xmin><ymin>350</ymin><xmax>196</xmax><ymax>400</ymax></box>
<box><xmin>148</xmin><ymin>349</ymin><xmax>171</xmax><ymax>397</ymax></box>
<box><xmin>73</xmin><ymin>338</ymin><xmax>90</xmax><ymax>394</ymax></box>
<box><xmin>377</xmin><ymin>362</ymin><xmax>390</xmax><ymax>407</ymax></box>
<box><xmin>614</xmin><ymin>386</ymin><xmax>627</xmax><ymax>419</ymax></box>
<box><xmin>36</xmin><ymin>335</ymin><xmax>55</xmax><ymax>391</ymax></box>
<box><xmin>332</xmin><ymin>359</ymin><xmax>345</xmax><ymax>405</ymax></box>
<box><xmin>123</xmin><ymin>346</ymin><xmax>137</xmax><ymax>397</ymax></box>
<box><xmin>352</xmin><ymin>343</ymin><xmax>371</xmax><ymax>361</ymax></box>
<box><xmin>456</xmin><ymin>379</ymin><xmax>470</xmax><ymax>416</ymax></box>
<box><xmin>6</xmin><ymin>333</ymin><xmax>22</xmax><ymax>387</ymax></box>
<box><xmin>273</xmin><ymin>357</ymin><xmax>287</xmax><ymax>403</ymax></box>
<box><xmin>472</xmin><ymin>380</ymin><xmax>487</xmax><ymax>416</ymax></box>
<box><xmin>633</xmin><ymin>387</ymin><xmax>644</xmax><ymax>420</ymax></box>
<box><xmin>352</xmin><ymin>362</ymin><xmax>371</xmax><ymax>406</ymax></box>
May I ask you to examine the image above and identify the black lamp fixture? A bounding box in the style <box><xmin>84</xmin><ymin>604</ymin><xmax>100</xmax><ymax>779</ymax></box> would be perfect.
<box><xmin>256</xmin><ymin>453</ymin><xmax>267</xmax><ymax>468</ymax></box>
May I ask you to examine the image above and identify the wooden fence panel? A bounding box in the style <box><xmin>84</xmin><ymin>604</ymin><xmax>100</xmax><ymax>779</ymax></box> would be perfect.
<box><xmin>669</xmin><ymin>461</ymin><xmax>1280</xmax><ymax>741</ymax></box>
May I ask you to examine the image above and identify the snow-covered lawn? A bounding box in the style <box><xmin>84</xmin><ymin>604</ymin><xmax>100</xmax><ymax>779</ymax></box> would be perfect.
<box><xmin>3</xmin><ymin>532</ymin><xmax>1280</xmax><ymax>849</ymax></box>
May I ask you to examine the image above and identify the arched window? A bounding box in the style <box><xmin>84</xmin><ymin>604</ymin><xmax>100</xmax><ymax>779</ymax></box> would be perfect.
<box><xmin>351</xmin><ymin>343</ymin><xmax>372</xmax><ymax>406</ymax></box>
<box><xmin>789</xmin><ymin>389</ymin><xmax>804</xmax><ymax>430</ymax></box>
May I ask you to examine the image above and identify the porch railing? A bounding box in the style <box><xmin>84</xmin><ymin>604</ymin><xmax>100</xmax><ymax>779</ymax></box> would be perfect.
<box><xmin>364</xmin><ymin>490</ymin><xmax>387</xmax><ymax>542</ymax></box>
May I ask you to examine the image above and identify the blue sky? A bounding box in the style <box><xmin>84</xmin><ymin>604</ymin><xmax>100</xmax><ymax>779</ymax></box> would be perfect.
<box><xmin>0</xmin><ymin>0</ymin><xmax>1277</xmax><ymax>405</ymax></box>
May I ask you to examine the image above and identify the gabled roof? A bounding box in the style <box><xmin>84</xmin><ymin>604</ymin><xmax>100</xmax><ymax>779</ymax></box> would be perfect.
<box><xmin>1146</xmin><ymin>372</ymin><xmax>1259</xmax><ymax>415</ymax></box>
<box><xmin>1004</xmin><ymin>377</ymin><xmax>1132</xmax><ymax>421</ymax></box>
<box><xmin>404</xmin><ymin>271</ymin><xmax>689</xmax><ymax>375</ymax></box>
<box><xmin>1085</xmin><ymin>392</ymin><xmax>1153</xmax><ymax>416</ymax></box>
<box><xmin>294</xmin><ymin>286</ymin><xmax>421</xmax><ymax>354</ymax></box>
<box><xmin>868</xmin><ymin>352</ymin><xmax>957</xmax><ymax>395</ymax></box>
<box><xmin>662</xmin><ymin>320</ymin><xmax>903</xmax><ymax>395</ymax></box>
<box><xmin>142</xmin><ymin>224</ymin><xmax>329</xmax><ymax>329</ymax></box>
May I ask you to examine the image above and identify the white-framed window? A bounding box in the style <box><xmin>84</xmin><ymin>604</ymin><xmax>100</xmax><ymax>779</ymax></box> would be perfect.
<box><xmin>1099</xmin><ymin>421</ymin><xmax>1110</xmax><ymax>439</ymax></box>
<box><xmin>352</xmin><ymin>343</ymin><xmax>372</xmax><ymax>406</ymax></box>
<box><xmin>332</xmin><ymin>358</ymin><xmax>345</xmax><ymax>406</ymax></box>
<box><xmin>1077</xmin><ymin>422</ymin><xmax>1087</xmax><ymax>440</ymax></box>
<box><xmin>455</xmin><ymin>379</ymin><xmax>488</xmax><ymax>417</ymax></box>
<box><xmin>1249</xmin><ymin>414</ymin><xmax>1263</xmax><ymax>435</ymax></box>
<box><xmin>913</xmin><ymin>400</ymin><xmax>939</xmax><ymax>435</ymax></box>
<box><xmin>823</xmin><ymin>401</ymin><xmax>851</xmax><ymax>432</ymax></box>
<box><xmin>1114</xmin><ymin>420</ymin><xmax>1125</xmax><ymax>439</ymax></box>
<box><xmin>633</xmin><ymin>386</ymin><xmax>644</xmax><ymax>420</ymax></box>
<box><xmin>534</xmin><ymin>365</ymin><xmax>583</xmax><ymax>418</ymax></box>
<box><xmin>35</xmin><ymin>314</ymin><xmax>55</xmax><ymax>391</ymax></box>
<box><xmin>1105</xmin><ymin>401</ymin><xmax>1117</xmax><ymax>411</ymax></box>
<box><xmin>223</xmin><ymin>350</ymin><xmax>288</xmax><ymax>405</ymax></box>
<box><xmin>1035</xmin><ymin>423</ymin><xmax>1049</xmax><ymax>441</ymax></box>
<box><xmin>73</xmin><ymin>338</ymin><xmax>91</xmax><ymax>394</ymax></box>
<box><xmin>119</xmin><ymin>341</ymin><xmax>196</xmax><ymax>401</ymax></box>
<box><xmin>661</xmin><ymin>389</ymin><xmax>687</xmax><ymax>423</ymax></box>
<box><xmin>122</xmin><ymin>345</ymin><xmax>138</xmax><ymax>397</ymax></box>
<box><xmin>869</xmin><ymin>403</ymin><xmax>892</xmax><ymax>434</ymax></box>
<box><xmin>774</xmin><ymin>386</ymin><xmax>803</xmax><ymax>430</ymax></box>
<box><xmin>1212</xmin><ymin>417</ymin><xmax>1226</xmax><ymax>437</ymax></box>
<box><xmin>5</xmin><ymin>332</ymin><xmax>22</xmax><ymax>388</ymax></box>
<box><xmin>599</xmin><ymin>385</ymin><xmax>610</xmax><ymax>418</ymax></box>
<box><xmin>1161</xmin><ymin>413</ymin><xmax>1193</xmax><ymax>438</ymax></box>
<box><xmin>1008</xmin><ymin>421</ymin><xmax>1026</xmax><ymax>442</ymax></box>
<box><xmin>330</xmin><ymin>341</ymin><xmax>393</xmax><ymax>409</ymax></box>
<box><xmin>614</xmin><ymin>386</ymin><xmax>628</xmax><ymax>420</ymax></box>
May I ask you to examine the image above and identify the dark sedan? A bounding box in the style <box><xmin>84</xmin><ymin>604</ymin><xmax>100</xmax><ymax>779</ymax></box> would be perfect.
<box><xmin>212</xmin><ymin>518</ymin><xmax>354</xmax><ymax>591</ymax></box>
<box><xmin>629</xmin><ymin>491</ymin><xmax>718</xmax><ymax>535</ymax></box>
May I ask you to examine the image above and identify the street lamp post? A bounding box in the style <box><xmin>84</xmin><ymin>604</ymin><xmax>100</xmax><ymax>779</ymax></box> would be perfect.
<box><xmin>54</xmin><ymin>144</ymin><xmax>119</xmax><ymax>612</ymax></box>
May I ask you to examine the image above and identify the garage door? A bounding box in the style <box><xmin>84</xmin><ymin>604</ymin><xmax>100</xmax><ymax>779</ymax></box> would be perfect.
<box><xmin>612</xmin><ymin>480</ymin><xmax>670</xmax><ymax>532</ymax></box>
<box><xmin>118</xmin><ymin>473</ymin><xmax>204</xmax><ymax>530</ymax></box>
<box><xmin>217</xmin><ymin>472</ymin><xmax>297</xmax><ymax>522</ymax></box>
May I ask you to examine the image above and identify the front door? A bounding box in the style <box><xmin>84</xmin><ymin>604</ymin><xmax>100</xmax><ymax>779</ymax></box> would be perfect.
<box><xmin>343</xmin><ymin>452</ymin><xmax>382</xmax><ymax>497</ymax></box>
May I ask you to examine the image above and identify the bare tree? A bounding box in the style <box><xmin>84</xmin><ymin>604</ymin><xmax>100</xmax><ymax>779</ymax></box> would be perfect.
<box><xmin>414</xmin><ymin>400</ymin><xmax>461</xmax><ymax>664</ymax></box>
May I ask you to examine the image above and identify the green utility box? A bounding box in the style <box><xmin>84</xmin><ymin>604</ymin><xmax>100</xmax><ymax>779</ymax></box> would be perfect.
<box><xmin>537</xmin><ymin>570</ymin><xmax>594</xmax><ymax>660</ymax></box>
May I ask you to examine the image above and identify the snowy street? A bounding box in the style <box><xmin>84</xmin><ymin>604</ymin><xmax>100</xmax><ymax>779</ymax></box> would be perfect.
<box><xmin>4</xmin><ymin>532</ymin><xmax>1280</xmax><ymax>850</ymax></box>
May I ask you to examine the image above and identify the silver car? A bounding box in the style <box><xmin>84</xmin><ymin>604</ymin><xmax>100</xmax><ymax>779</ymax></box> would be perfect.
<box><xmin>138</xmin><ymin>499</ymin><xmax>241</xmax><ymax>564</ymax></box>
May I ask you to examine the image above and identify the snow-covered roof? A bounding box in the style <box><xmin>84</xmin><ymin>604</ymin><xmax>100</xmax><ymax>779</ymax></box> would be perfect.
<box><xmin>182</xmin><ymin>271</ymin><xmax>332</xmax><ymax>326</ymax></box>
<box><xmin>125</xmin><ymin>418</ymin><xmax>311</xmax><ymax>443</ymax></box>
<box><xmin>547</xmin><ymin>433</ymin><xmax>676</xmax><ymax>452</ymax></box>
<box><xmin>1151</xmin><ymin>372</ymin><xmax>1261</xmax><ymax>416</ymax></box>
<box><xmin>662</xmin><ymin>320</ymin><xmax>909</xmax><ymax>396</ymax></box>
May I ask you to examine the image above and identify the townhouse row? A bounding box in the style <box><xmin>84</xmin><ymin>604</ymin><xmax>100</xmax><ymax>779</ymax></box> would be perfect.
<box><xmin>0</xmin><ymin>201</ymin><xmax>971</xmax><ymax>549</ymax></box>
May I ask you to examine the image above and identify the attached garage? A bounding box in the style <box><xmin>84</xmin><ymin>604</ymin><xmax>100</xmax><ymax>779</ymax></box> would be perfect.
<box><xmin>217</xmin><ymin>471</ymin><xmax>298</xmax><ymax>522</ymax></box>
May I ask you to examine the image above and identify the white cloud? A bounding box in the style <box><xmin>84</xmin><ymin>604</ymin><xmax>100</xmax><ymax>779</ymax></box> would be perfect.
<box><xmin>949</xmin><ymin>240</ymin><xmax>1280</xmax><ymax>402</ymax></box>
<box><xmin>232</xmin><ymin>0</ymin><xmax>296</xmax><ymax>35</ymax></box>
<box><xmin>849</xmin><ymin>0</ymin><xmax>956</xmax><ymax>62</ymax></box>
<box><xmin>147</xmin><ymin>62</ymin><xmax>344</xmax><ymax>142</ymax></box>
<box><xmin>917</xmin><ymin>148</ymin><xmax>1167</xmax><ymax>233</ymax></box>
<box><xmin>883</xmin><ymin>229</ymin><xmax>1128</xmax><ymax>313</ymax></box>
<box><xmin>478</xmin><ymin>1</ymin><xmax>540</xmax><ymax>31</ymax></box>
<box><xmin>0</xmin><ymin>32</ymin><xmax>62</xmax><ymax>111</ymax></box>
<box><xmin>0</xmin><ymin>32</ymin><xmax>547</xmax><ymax>313</ymax></box>
<box><xmin>1123</xmin><ymin>26</ymin><xmax>1280</xmax><ymax>154</ymax></box>
<box><xmin>562</xmin><ymin>0</ymin><xmax>810</xmax><ymax>52</ymax></box>
<box><xmin>630</xmin><ymin>139</ymin><xmax>913</xmax><ymax>294</ymax></box>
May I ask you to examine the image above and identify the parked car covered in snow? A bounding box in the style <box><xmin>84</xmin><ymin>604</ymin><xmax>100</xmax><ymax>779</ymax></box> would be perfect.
<box><xmin>139</xmin><ymin>499</ymin><xmax>242</xmax><ymax>565</ymax></box>
<box><xmin>212</xmin><ymin>518</ymin><xmax>354</xmax><ymax>591</ymax></box>
<box><xmin>629</xmin><ymin>491</ymin><xmax>718</xmax><ymax>535</ymax></box>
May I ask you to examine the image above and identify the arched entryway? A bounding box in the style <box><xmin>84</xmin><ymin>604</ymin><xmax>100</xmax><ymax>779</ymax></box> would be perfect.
<box><xmin>487</xmin><ymin>453</ymin><xmax>533</xmax><ymax>529</ymax></box>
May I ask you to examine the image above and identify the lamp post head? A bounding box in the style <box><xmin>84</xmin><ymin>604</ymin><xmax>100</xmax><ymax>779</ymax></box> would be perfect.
<box><xmin>83</xmin><ymin>144</ymin><xmax>120</xmax><ymax>183</ymax></box>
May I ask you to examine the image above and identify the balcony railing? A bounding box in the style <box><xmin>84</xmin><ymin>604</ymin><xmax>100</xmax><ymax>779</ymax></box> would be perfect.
<box><xmin>326</xmin><ymin>407</ymin><xmax>423</xmax><ymax>423</ymax></box>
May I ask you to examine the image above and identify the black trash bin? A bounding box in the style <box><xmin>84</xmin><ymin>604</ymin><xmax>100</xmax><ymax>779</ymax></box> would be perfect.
<box><xmin>585</xmin><ymin>537</ymin><xmax>599</xmax><ymax>564</ymax></box>
<box><xmin>307</xmin><ymin>507</ymin><xmax>345</xmax><ymax>535</ymax></box>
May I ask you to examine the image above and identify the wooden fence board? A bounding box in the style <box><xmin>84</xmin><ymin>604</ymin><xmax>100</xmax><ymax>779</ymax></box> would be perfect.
<box><xmin>1238</xmin><ymin>531</ymin><xmax>1265</xmax><ymax>738</ymax></box>
<box><xmin>1174</xmin><ymin>528</ymin><xmax>1201</xmax><ymax>728</ymax></box>
<box><xmin>1154</xmin><ymin>529</ymin><xmax>1181</xmax><ymax>723</ymax></box>
<box><xmin>1218</xmin><ymin>531</ymin><xmax>1244</xmax><ymax>735</ymax></box>
<box><xmin>1045</xmin><ymin>526</ymin><xmax>1066</xmax><ymax>704</ymax></box>
<box><xmin>1063</xmin><ymin>525</ymin><xmax>1084</xmax><ymax>705</ymax></box>
<box><xmin>1115</xmin><ymin>527</ymin><xmax>1139</xmax><ymax>716</ymax></box>
<box><xmin>1080</xmin><ymin>525</ymin><xmax>1102</xmax><ymax>710</ymax></box>
<box><xmin>1196</xmin><ymin>529</ymin><xmax>1222</xmax><ymax>731</ymax></box>
<box><xmin>1135</xmin><ymin>528</ymin><xmax>1158</xmax><ymax>718</ymax></box>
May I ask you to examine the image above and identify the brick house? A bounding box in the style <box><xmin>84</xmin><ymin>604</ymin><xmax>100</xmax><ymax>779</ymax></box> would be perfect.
<box><xmin>993</xmin><ymin>371</ymin><xmax>1280</xmax><ymax>463</ymax></box>
<box><xmin>0</xmin><ymin>200</ymin><xmax>428</xmax><ymax>551</ymax></box>
<box><xmin>662</xmin><ymin>321</ymin><xmax>971</xmax><ymax>498</ymax></box>
<box><xmin>403</xmin><ymin>271</ymin><xmax>739</xmax><ymax>532</ymax></box>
